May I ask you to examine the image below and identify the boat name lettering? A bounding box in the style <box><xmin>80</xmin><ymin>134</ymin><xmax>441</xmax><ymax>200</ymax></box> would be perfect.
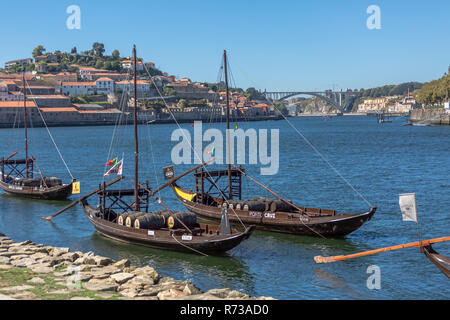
<box><xmin>148</xmin><ymin>230</ymin><xmax>155</xmax><ymax>236</ymax></box>
<box><xmin>182</xmin><ymin>235</ymin><xmax>192</xmax><ymax>241</ymax></box>
<box><xmin>249</xmin><ymin>211</ymin><xmax>262</xmax><ymax>217</ymax></box>
<box><xmin>264</xmin><ymin>212</ymin><xmax>276</xmax><ymax>219</ymax></box>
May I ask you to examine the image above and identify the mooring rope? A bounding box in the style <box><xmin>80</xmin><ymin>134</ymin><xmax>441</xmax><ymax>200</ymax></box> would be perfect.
<box><xmin>141</xmin><ymin>63</ymin><xmax>248</xmax><ymax>230</ymax></box>
<box><xmin>264</xmin><ymin>98</ymin><xmax>373</xmax><ymax>208</ymax></box>
<box><xmin>24</xmin><ymin>79</ymin><xmax>74</xmax><ymax>180</ymax></box>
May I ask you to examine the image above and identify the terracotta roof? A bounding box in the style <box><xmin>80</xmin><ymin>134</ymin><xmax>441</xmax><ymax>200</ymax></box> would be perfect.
<box><xmin>40</xmin><ymin>107</ymin><xmax>78</xmax><ymax>112</ymax></box>
<box><xmin>0</xmin><ymin>101</ymin><xmax>36</xmax><ymax>108</ymax></box>
<box><xmin>61</xmin><ymin>82</ymin><xmax>96</xmax><ymax>86</ymax></box>
<box><xmin>95</xmin><ymin>77</ymin><xmax>114</xmax><ymax>82</ymax></box>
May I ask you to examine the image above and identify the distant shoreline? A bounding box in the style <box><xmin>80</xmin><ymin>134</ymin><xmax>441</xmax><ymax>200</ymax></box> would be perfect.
<box><xmin>0</xmin><ymin>115</ymin><xmax>285</xmax><ymax>129</ymax></box>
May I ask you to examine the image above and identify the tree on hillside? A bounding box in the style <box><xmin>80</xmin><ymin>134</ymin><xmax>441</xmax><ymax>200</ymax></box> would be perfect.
<box><xmin>92</xmin><ymin>42</ymin><xmax>105</xmax><ymax>57</ymax></box>
<box><xmin>32</xmin><ymin>45</ymin><xmax>46</xmax><ymax>57</ymax></box>
<box><xmin>71</xmin><ymin>47</ymin><xmax>77</xmax><ymax>54</ymax></box>
<box><xmin>112</xmin><ymin>50</ymin><xmax>120</xmax><ymax>59</ymax></box>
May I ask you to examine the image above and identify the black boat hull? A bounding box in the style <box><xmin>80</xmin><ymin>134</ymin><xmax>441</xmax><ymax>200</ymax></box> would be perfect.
<box><xmin>172</xmin><ymin>184</ymin><xmax>376</xmax><ymax>238</ymax></box>
<box><xmin>81</xmin><ymin>200</ymin><xmax>254</xmax><ymax>255</ymax></box>
<box><xmin>0</xmin><ymin>181</ymin><xmax>72</xmax><ymax>200</ymax></box>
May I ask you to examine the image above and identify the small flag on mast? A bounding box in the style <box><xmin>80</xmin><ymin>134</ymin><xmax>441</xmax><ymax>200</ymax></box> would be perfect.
<box><xmin>106</xmin><ymin>158</ymin><xmax>117</xmax><ymax>166</ymax></box>
<box><xmin>104</xmin><ymin>159</ymin><xmax>123</xmax><ymax>176</ymax></box>
<box><xmin>399</xmin><ymin>193</ymin><xmax>418</xmax><ymax>222</ymax></box>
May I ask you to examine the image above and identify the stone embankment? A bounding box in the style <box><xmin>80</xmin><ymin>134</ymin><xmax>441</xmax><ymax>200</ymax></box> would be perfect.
<box><xmin>0</xmin><ymin>233</ymin><xmax>274</xmax><ymax>300</ymax></box>
<box><xmin>410</xmin><ymin>109</ymin><xmax>450</xmax><ymax>125</ymax></box>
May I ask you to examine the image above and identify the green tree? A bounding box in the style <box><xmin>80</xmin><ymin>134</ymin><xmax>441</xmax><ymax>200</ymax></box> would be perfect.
<box><xmin>112</xmin><ymin>49</ymin><xmax>120</xmax><ymax>59</ymax></box>
<box><xmin>92</xmin><ymin>42</ymin><xmax>105</xmax><ymax>57</ymax></box>
<box><xmin>71</xmin><ymin>47</ymin><xmax>77</xmax><ymax>54</ymax></box>
<box><xmin>32</xmin><ymin>45</ymin><xmax>46</xmax><ymax>57</ymax></box>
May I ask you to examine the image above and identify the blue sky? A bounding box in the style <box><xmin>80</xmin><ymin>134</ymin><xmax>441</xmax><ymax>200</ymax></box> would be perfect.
<box><xmin>1</xmin><ymin>0</ymin><xmax>449</xmax><ymax>91</ymax></box>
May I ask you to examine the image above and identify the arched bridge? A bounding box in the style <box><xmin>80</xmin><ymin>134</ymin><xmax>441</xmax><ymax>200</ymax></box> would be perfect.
<box><xmin>262</xmin><ymin>90</ymin><xmax>356</xmax><ymax>113</ymax></box>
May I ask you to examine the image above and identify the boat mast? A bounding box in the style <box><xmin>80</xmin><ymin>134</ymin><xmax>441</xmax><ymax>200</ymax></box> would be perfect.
<box><xmin>223</xmin><ymin>50</ymin><xmax>232</xmax><ymax>199</ymax></box>
<box><xmin>23</xmin><ymin>72</ymin><xmax>29</xmax><ymax>178</ymax></box>
<box><xmin>133</xmin><ymin>45</ymin><xmax>140</xmax><ymax>211</ymax></box>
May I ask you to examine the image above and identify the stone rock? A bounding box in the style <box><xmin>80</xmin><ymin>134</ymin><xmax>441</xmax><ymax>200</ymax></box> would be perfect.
<box><xmin>112</xmin><ymin>258</ymin><xmax>130</xmax><ymax>269</ymax></box>
<box><xmin>174</xmin><ymin>293</ymin><xmax>224</xmax><ymax>300</ymax></box>
<box><xmin>70</xmin><ymin>297</ymin><xmax>93</xmax><ymax>300</ymax></box>
<box><xmin>9</xmin><ymin>254</ymin><xmax>29</xmax><ymax>261</ymax></box>
<box><xmin>182</xmin><ymin>282</ymin><xmax>203</xmax><ymax>296</ymax></box>
<box><xmin>61</xmin><ymin>252</ymin><xmax>79</xmax><ymax>262</ymax></box>
<box><xmin>48</xmin><ymin>289</ymin><xmax>72</xmax><ymax>295</ymax></box>
<box><xmin>206</xmin><ymin>288</ymin><xmax>233</xmax><ymax>299</ymax></box>
<box><xmin>10</xmin><ymin>257</ymin><xmax>36</xmax><ymax>267</ymax></box>
<box><xmin>30</xmin><ymin>252</ymin><xmax>49</xmax><ymax>260</ymax></box>
<box><xmin>82</xmin><ymin>256</ymin><xmax>97</xmax><ymax>265</ymax></box>
<box><xmin>0</xmin><ymin>265</ymin><xmax>14</xmax><ymax>270</ymax></box>
<box><xmin>75</xmin><ymin>273</ymin><xmax>94</xmax><ymax>282</ymax></box>
<box><xmin>83</xmin><ymin>279</ymin><xmax>118</xmax><ymax>292</ymax></box>
<box><xmin>10</xmin><ymin>291</ymin><xmax>36</xmax><ymax>300</ymax></box>
<box><xmin>30</xmin><ymin>264</ymin><xmax>54</xmax><ymax>274</ymax></box>
<box><xmin>119</xmin><ymin>288</ymin><xmax>139</xmax><ymax>298</ymax></box>
<box><xmin>0</xmin><ymin>256</ymin><xmax>10</xmax><ymax>264</ymax></box>
<box><xmin>132</xmin><ymin>266</ymin><xmax>159</xmax><ymax>282</ymax></box>
<box><xmin>94</xmin><ymin>256</ymin><xmax>112</xmax><ymax>266</ymax></box>
<box><xmin>28</xmin><ymin>277</ymin><xmax>45</xmax><ymax>285</ymax></box>
<box><xmin>96</xmin><ymin>293</ymin><xmax>114</xmax><ymax>299</ymax></box>
<box><xmin>110</xmin><ymin>272</ymin><xmax>135</xmax><ymax>284</ymax></box>
<box><xmin>1</xmin><ymin>285</ymin><xmax>35</xmax><ymax>292</ymax></box>
<box><xmin>49</xmin><ymin>247</ymin><xmax>70</xmax><ymax>257</ymax></box>
<box><xmin>157</xmin><ymin>288</ymin><xmax>186</xmax><ymax>300</ymax></box>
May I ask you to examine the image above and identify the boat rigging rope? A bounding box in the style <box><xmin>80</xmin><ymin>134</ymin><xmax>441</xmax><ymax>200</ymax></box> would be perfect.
<box><xmin>264</xmin><ymin>98</ymin><xmax>373</xmax><ymax>208</ymax></box>
<box><xmin>142</xmin><ymin>63</ymin><xmax>248</xmax><ymax>230</ymax></box>
<box><xmin>171</xmin><ymin>233</ymin><xmax>208</xmax><ymax>256</ymax></box>
<box><xmin>24</xmin><ymin>79</ymin><xmax>74</xmax><ymax>180</ymax></box>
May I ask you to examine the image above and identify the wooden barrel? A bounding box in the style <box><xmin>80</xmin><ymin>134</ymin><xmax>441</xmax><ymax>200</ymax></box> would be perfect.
<box><xmin>246</xmin><ymin>200</ymin><xmax>266</xmax><ymax>212</ymax></box>
<box><xmin>117</xmin><ymin>211</ymin><xmax>136</xmax><ymax>226</ymax></box>
<box><xmin>158</xmin><ymin>211</ymin><xmax>171</xmax><ymax>227</ymax></box>
<box><xmin>269</xmin><ymin>199</ymin><xmax>293</xmax><ymax>212</ymax></box>
<box><xmin>134</xmin><ymin>214</ymin><xmax>165</xmax><ymax>229</ymax></box>
<box><xmin>125</xmin><ymin>212</ymin><xmax>146</xmax><ymax>228</ymax></box>
<box><xmin>167</xmin><ymin>212</ymin><xmax>197</xmax><ymax>229</ymax></box>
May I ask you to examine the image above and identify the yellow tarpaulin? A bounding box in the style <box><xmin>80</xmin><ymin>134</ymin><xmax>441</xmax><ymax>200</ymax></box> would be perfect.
<box><xmin>72</xmin><ymin>181</ymin><xmax>80</xmax><ymax>194</ymax></box>
<box><xmin>174</xmin><ymin>186</ymin><xmax>196</xmax><ymax>201</ymax></box>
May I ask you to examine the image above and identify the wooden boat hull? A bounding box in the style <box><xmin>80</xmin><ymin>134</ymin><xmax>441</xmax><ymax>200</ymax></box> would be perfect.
<box><xmin>171</xmin><ymin>184</ymin><xmax>375</xmax><ymax>237</ymax></box>
<box><xmin>423</xmin><ymin>245</ymin><xmax>450</xmax><ymax>278</ymax></box>
<box><xmin>0</xmin><ymin>180</ymin><xmax>72</xmax><ymax>200</ymax></box>
<box><xmin>80</xmin><ymin>200</ymin><xmax>255</xmax><ymax>255</ymax></box>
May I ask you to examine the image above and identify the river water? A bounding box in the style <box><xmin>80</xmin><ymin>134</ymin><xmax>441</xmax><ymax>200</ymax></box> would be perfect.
<box><xmin>0</xmin><ymin>116</ymin><xmax>448</xmax><ymax>299</ymax></box>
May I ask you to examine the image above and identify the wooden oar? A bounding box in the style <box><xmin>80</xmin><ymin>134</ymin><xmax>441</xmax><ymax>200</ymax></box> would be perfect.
<box><xmin>314</xmin><ymin>236</ymin><xmax>450</xmax><ymax>264</ymax></box>
<box><xmin>149</xmin><ymin>158</ymin><xmax>215</xmax><ymax>197</ymax></box>
<box><xmin>41</xmin><ymin>175</ymin><xmax>125</xmax><ymax>221</ymax></box>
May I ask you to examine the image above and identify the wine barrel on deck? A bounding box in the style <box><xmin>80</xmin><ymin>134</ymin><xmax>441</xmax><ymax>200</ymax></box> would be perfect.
<box><xmin>125</xmin><ymin>212</ymin><xmax>146</xmax><ymax>227</ymax></box>
<box><xmin>269</xmin><ymin>199</ymin><xmax>294</xmax><ymax>212</ymax></box>
<box><xmin>134</xmin><ymin>214</ymin><xmax>165</xmax><ymax>229</ymax></box>
<box><xmin>117</xmin><ymin>211</ymin><xmax>136</xmax><ymax>226</ymax></box>
<box><xmin>167</xmin><ymin>212</ymin><xmax>197</xmax><ymax>229</ymax></box>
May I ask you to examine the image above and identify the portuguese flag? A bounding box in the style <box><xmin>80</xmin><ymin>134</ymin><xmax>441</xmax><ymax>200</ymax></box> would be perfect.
<box><xmin>106</xmin><ymin>158</ymin><xmax>117</xmax><ymax>166</ymax></box>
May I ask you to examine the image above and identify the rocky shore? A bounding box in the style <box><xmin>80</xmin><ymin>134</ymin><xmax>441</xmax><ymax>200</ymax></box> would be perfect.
<box><xmin>0</xmin><ymin>233</ymin><xmax>273</xmax><ymax>300</ymax></box>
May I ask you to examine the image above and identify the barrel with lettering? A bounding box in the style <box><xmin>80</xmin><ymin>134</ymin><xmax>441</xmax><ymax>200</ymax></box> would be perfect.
<box><xmin>167</xmin><ymin>212</ymin><xmax>197</xmax><ymax>229</ymax></box>
<box><xmin>125</xmin><ymin>212</ymin><xmax>147</xmax><ymax>228</ymax></box>
<box><xmin>134</xmin><ymin>214</ymin><xmax>165</xmax><ymax>229</ymax></box>
<box><xmin>118</xmin><ymin>211</ymin><xmax>136</xmax><ymax>226</ymax></box>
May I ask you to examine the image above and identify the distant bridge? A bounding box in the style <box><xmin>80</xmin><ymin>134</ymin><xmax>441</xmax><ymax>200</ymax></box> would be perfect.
<box><xmin>261</xmin><ymin>90</ymin><xmax>356</xmax><ymax>113</ymax></box>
